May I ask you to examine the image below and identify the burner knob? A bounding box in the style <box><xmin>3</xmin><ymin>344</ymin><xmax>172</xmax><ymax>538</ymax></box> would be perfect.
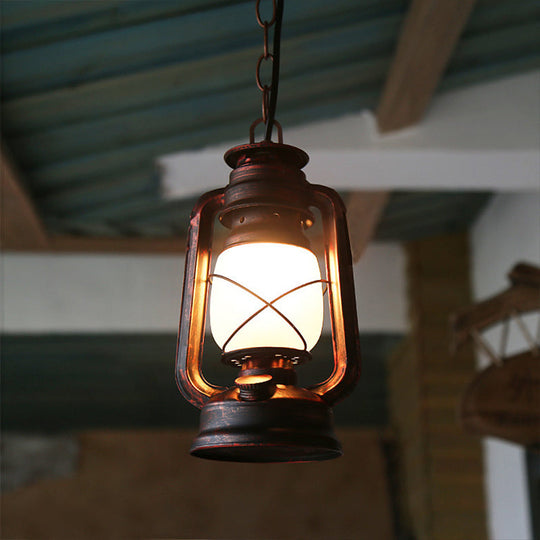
<box><xmin>235</xmin><ymin>374</ymin><xmax>276</xmax><ymax>401</ymax></box>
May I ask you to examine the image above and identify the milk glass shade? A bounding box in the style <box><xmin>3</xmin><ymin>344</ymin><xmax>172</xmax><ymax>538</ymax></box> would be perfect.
<box><xmin>210</xmin><ymin>242</ymin><xmax>324</xmax><ymax>352</ymax></box>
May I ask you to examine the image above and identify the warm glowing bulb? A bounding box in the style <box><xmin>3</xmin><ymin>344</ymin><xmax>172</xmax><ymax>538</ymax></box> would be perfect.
<box><xmin>210</xmin><ymin>242</ymin><xmax>324</xmax><ymax>352</ymax></box>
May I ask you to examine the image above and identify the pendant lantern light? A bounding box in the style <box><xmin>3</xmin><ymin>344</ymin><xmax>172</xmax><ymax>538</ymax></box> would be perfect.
<box><xmin>175</xmin><ymin>0</ymin><xmax>360</xmax><ymax>462</ymax></box>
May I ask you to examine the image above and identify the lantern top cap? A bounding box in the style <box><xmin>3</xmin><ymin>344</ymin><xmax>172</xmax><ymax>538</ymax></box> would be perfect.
<box><xmin>224</xmin><ymin>141</ymin><xmax>309</xmax><ymax>170</ymax></box>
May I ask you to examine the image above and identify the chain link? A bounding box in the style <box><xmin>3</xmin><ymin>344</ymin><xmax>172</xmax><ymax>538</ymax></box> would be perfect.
<box><xmin>255</xmin><ymin>54</ymin><xmax>273</xmax><ymax>91</ymax></box>
<box><xmin>256</xmin><ymin>0</ymin><xmax>276</xmax><ymax>27</ymax></box>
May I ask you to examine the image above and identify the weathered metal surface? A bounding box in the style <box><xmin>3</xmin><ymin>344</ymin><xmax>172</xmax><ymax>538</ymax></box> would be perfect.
<box><xmin>175</xmin><ymin>141</ymin><xmax>361</xmax><ymax>460</ymax></box>
<box><xmin>175</xmin><ymin>189</ymin><xmax>227</xmax><ymax>409</ymax></box>
<box><xmin>176</xmin><ymin>142</ymin><xmax>360</xmax><ymax>403</ymax></box>
<box><xmin>190</xmin><ymin>391</ymin><xmax>342</xmax><ymax>462</ymax></box>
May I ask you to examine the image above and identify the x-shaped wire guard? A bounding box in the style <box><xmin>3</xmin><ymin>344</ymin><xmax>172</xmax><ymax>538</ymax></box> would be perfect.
<box><xmin>209</xmin><ymin>273</ymin><xmax>329</xmax><ymax>352</ymax></box>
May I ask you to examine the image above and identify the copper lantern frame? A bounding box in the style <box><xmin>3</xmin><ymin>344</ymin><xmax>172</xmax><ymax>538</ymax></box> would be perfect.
<box><xmin>175</xmin><ymin>140</ymin><xmax>361</xmax><ymax>462</ymax></box>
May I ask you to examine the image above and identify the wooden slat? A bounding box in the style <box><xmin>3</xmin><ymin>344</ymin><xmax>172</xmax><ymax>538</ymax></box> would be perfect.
<box><xmin>1</xmin><ymin>0</ymin><xmax>399</xmax><ymax>98</ymax></box>
<box><xmin>37</xmin><ymin>167</ymin><xmax>157</xmax><ymax>213</ymax></box>
<box><xmin>26</xmin><ymin>87</ymin><xmax>379</xmax><ymax>191</ymax></box>
<box><xmin>13</xmin><ymin>56</ymin><xmax>387</xmax><ymax>168</ymax></box>
<box><xmin>0</xmin><ymin>147</ymin><xmax>49</xmax><ymax>250</ymax></box>
<box><xmin>2</xmin><ymin>3</ymin><xmax>258</xmax><ymax>97</ymax></box>
<box><xmin>346</xmin><ymin>191</ymin><xmax>389</xmax><ymax>262</ymax></box>
<box><xmin>376</xmin><ymin>0</ymin><xmax>477</xmax><ymax>132</ymax></box>
<box><xmin>1</xmin><ymin>0</ymin><xmax>125</xmax><ymax>29</ymax></box>
<box><xmin>444</xmin><ymin>20</ymin><xmax>540</xmax><ymax>75</ymax></box>
<box><xmin>2</xmin><ymin>20</ymin><xmax>397</xmax><ymax>135</ymax></box>
<box><xmin>1</xmin><ymin>1</ymin><xmax>237</xmax><ymax>48</ymax></box>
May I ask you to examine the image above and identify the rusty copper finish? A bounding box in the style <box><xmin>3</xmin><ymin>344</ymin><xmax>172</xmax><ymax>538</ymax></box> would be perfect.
<box><xmin>234</xmin><ymin>350</ymin><xmax>306</xmax><ymax>386</ymax></box>
<box><xmin>175</xmin><ymin>141</ymin><xmax>361</xmax><ymax>461</ymax></box>
<box><xmin>190</xmin><ymin>390</ymin><xmax>342</xmax><ymax>462</ymax></box>
<box><xmin>175</xmin><ymin>189</ymin><xmax>226</xmax><ymax>409</ymax></box>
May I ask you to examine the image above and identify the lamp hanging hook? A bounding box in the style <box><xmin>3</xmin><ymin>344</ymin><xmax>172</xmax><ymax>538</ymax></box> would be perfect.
<box><xmin>252</xmin><ymin>0</ymin><xmax>283</xmax><ymax>142</ymax></box>
<box><xmin>249</xmin><ymin>118</ymin><xmax>283</xmax><ymax>144</ymax></box>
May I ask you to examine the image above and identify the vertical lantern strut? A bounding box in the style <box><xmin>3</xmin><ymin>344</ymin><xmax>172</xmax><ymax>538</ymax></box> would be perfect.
<box><xmin>175</xmin><ymin>0</ymin><xmax>361</xmax><ymax>462</ymax></box>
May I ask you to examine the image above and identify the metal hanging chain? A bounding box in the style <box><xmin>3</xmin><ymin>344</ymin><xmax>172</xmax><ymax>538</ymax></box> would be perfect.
<box><xmin>252</xmin><ymin>0</ymin><xmax>284</xmax><ymax>142</ymax></box>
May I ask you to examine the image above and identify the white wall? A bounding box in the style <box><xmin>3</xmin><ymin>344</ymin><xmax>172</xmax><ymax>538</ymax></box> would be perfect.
<box><xmin>1</xmin><ymin>254</ymin><xmax>184</xmax><ymax>333</ymax></box>
<box><xmin>471</xmin><ymin>192</ymin><xmax>540</xmax><ymax>540</ymax></box>
<box><xmin>1</xmin><ymin>242</ymin><xmax>406</xmax><ymax>334</ymax></box>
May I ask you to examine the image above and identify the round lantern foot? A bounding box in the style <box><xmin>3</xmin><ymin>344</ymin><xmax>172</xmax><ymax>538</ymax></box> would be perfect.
<box><xmin>190</xmin><ymin>388</ymin><xmax>342</xmax><ymax>462</ymax></box>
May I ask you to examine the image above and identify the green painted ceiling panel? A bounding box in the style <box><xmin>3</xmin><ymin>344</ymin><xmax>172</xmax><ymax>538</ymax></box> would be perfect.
<box><xmin>0</xmin><ymin>0</ymin><xmax>536</xmax><ymax>242</ymax></box>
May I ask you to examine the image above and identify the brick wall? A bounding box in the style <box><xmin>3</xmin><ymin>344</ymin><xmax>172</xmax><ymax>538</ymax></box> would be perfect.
<box><xmin>388</xmin><ymin>233</ymin><xmax>487</xmax><ymax>540</ymax></box>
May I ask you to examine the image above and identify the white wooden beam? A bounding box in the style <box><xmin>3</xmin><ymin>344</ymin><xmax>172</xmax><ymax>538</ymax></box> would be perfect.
<box><xmin>1</xmin><ymin>244</ymin><xmax>407</xmax><ymax>334</ymax></box>
<box><xmin>161</xmin><ymin>72</ymin><xmax>540</xmax><ymax>198</ymax></box>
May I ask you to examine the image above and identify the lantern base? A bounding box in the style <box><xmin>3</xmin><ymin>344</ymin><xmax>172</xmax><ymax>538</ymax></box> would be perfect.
<box><xmin>190</xmin><ymin>390</ymin><xmax>342</xmax><ymax>463</ymax></box>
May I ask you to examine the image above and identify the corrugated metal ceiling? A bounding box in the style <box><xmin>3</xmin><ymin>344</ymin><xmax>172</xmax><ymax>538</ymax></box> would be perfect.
<box><xmin>1</xmin><ymin>0</ymin><xmax>539</xmax><ymax>241</ymax></box>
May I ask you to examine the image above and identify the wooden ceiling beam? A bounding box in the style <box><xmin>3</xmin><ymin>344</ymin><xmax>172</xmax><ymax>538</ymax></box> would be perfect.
<box><xmin>346</xmin><ymin>191</ymin><xmax>389</xmax><ymax>263</ymax></box>
<box><xmin>48</xmin><ymin>235</ymin><xmax>186</xmax><ymax>254</ymax></box>
<box><xmin>0</xmin><ymin>148</ymin><xmax>185</xmax><ymax>255</ymax></box>
<box><xmin>1</xmin><ymin>147</ymin><xmax>50</xmax><ymax>251</ymax></box>
<box><xmin>376</xmin><ymin>0</ymin><xmax>477</xmax><ymax>133</ymax></box>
